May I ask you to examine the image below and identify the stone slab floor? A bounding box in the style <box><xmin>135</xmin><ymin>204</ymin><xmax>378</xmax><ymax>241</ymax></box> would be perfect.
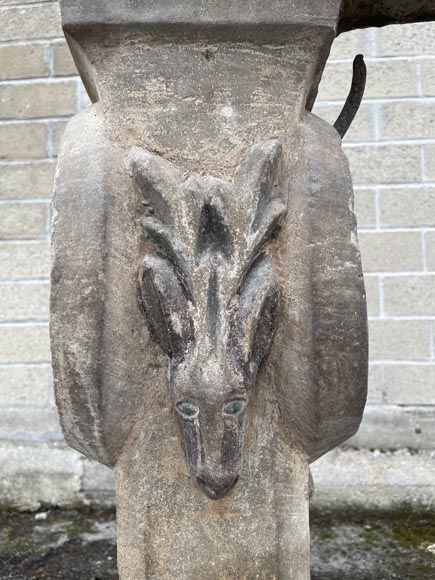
<box><xmin>0</xmin><ymin>507</ymin><xmax>434</xmax><ymax>579</ymax></box>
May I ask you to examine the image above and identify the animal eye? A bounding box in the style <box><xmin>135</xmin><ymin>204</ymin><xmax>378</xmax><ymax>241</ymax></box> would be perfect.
<box><xmin>223</xmin><ymin>400</ymin><xmax>246</xmax><ymax>416</ymax></box>
<box><xmin>176</xmin><ymin>402</ymin><xmax>198</xmax><ymax>419</ymax></box>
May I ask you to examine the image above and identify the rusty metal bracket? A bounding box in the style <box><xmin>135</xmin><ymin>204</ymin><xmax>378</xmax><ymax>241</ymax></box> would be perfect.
<box><xmin>334</xmin><ymin>54</ymin><xmax>367</xmax><ymax>139</ymax></box>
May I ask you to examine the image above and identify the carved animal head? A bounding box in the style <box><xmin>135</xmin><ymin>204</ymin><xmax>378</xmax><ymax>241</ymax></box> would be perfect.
<box><xmin>131</xmin><ymin>140</ymin><xmax>286</xmax><ymax>499</ymax></box>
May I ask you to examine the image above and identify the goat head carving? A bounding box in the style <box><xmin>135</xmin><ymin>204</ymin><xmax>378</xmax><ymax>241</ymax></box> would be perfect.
<box><xmin>131</xmin><ymin>140</ymin><xmax>287</xmax><ymax>499</ymax></box>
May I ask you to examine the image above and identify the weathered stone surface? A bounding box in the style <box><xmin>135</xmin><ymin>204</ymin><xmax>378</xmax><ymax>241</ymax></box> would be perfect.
<box><xmin>51</xmin><ymin>1</ymin><xmax>435</xmax><ymax>579</ymax></box>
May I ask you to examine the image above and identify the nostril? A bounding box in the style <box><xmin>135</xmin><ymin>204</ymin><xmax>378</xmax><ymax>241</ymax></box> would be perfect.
<box><xmin>195</xmin><ymin>475</ymin><xmax>239</xmax><ymax>500</ymax></box>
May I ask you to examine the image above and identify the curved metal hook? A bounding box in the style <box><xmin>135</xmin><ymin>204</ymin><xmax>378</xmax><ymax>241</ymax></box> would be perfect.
<box><xmin>334</xmin><ymin>54</ymin><xmax>367</xmax><ymax>139</ymax></box>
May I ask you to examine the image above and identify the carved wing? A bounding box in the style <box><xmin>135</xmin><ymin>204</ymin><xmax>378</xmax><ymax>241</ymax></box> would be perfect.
<box><xmin>51</xmin><ymin>106</ymin><xmax>157</xmax><ymax>467</ymax></box>
<box><xmin>338</xmin><ymin>0</ymin><xmax>435</xmax><ymax>33</ymax></box>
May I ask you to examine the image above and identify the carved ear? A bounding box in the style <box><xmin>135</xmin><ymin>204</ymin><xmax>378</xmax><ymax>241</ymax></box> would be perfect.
<box><xmin>130</xmin><ymin>147</ymin><xmax>183</xmax><ymax>225</ymax></box>
<box><xmin>229</xmin><ymin>254</ymin><xmax>280</xmax><ymax>371</ymax></box>
<box><xmin>234</xmin><ymin>140</ymin><xmax>283</xmax><ymax>231</ymax></box>
<box><xmin>139</xmin><ymin>255</ymin><xmax>194</xmax><ymax>361</ymax></box>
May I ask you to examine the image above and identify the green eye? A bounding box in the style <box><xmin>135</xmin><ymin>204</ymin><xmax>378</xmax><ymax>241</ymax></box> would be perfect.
<box><xmin>176</xmin><ymin>402</ymin><xmax>198</xmax><ymax>419</ymax></box>
<box><xmin>223</xmin><ymin>400</ymin><xmax>245</xmax><ymax>416</ymax></box>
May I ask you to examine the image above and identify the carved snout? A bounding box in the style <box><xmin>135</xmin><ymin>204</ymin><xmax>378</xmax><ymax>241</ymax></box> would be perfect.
<box><xmin>176</xmin><ymin>401</ymin><xmax>245</xmax><ymax>500</ymax></box>
<box><xmin>196</xmin><ymin>470</ymin><xmax>240</xmax><ymax>500</ymax></box>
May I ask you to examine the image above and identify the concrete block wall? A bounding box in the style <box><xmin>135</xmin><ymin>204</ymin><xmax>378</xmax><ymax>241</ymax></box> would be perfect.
<box><xmin>313</xmin><ymin>24</ymin><xmax>435</xmax><ymax>459</ymax></box>
<box><xmin>0</xmin><ymin>1</ymin><xmax>434</xmax><ymax>510</ymax></box>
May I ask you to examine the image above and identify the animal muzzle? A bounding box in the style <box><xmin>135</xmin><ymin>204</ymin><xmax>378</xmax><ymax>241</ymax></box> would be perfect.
<box><xmin>195</xmin><ymin>471</ymin><xmax>240</xmax><ymax>500</ymax></box>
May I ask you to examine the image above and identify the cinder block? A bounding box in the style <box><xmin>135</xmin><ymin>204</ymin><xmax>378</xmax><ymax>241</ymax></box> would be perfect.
<box><xmin>364</xmin><ymin>275</ymin><xmax>380</xmax><ymax>317</ymax></box>
<box><xmin>0</xmin><ymin>202</ymin><xmax>48</xmax><ymax>239</ymax></box>
<box><xmin>421</xmin><ymin>61</ymin><xmax>435</xmax><ymax>96</ymax></box>
<box><xmin>83</xmin><ymin>459</ymin><xmax>115</xmax><ymax>492</ymax></box>
<box><xmin>50</xmin><ymin>120</ymin><xmax>68</xmax><ymax>157</ymax></box>
<box><xmin>0</xmin><ymin>81</ymin><xmax>77</xmax><ymax>119</ymax></box>
<box><xmin>354</xmin><ymin>188</ymin><xmax>377</xmax><ymax>228</ymax></box>
<box><xmin>426</xmin><ymin>232</ymin><xmax>435</xmax><ymax>271</ymax></box>
<box><xmin>345</xmin><ymin>144</ymin><xmax>421</xmax><ymax>185</ymax></box>
<box><xmin>0</xmin><ymin>122</ymin><xmax>46</xmax><ymax>159</ymax></box>
<box><xmin>385</xmin><ymin>364</ymin><xmax>435</xmax><ymax>405</ymax></box>
<box><xmin>367</xmin><ymin>364</ymin><xmax>383</xmax><ymax>404</ymax></box>
<box><xmin>379</xmin><ymin>187</ymin><xmax>435</xmax><ymax>227</ymax></box>
<box><xmin>0</xmin><ymin>365</ymin><xmax>51</xmax><ymax>406</ymax></box>
<box><xmin>384</xmin><ymin>275</ymin><xmax>435</xmax><ymax>316</ymax></box>
<box><xmin>0</xmin><ymin>441</ymin><xmax>83</xmax><ymax>510</ymax></box>
<box><xmin>0</xmin><ymin>407</ymin><xmax>62</xmax><ymax>441</ymax></box>
<box><xmin>0</xmin><ymin>44</ymin><xmax>48</xmax><ymax>80</ymax></box>
<box><xmin>52</xmin><ymin>42</ymin><xmax>77</xmax><ymax>76</ymax></box>
<box><xmin>77</xmin><ymin>82</ymin><xmax>91</xmax><ymax>110</ymax></box>
<box><xmin>424</xmin><ymin>144</ymin><xmax>435</xmax><ymax>181</ymax></box>
<box><xmin>358</xmin><ymin>231</ymin><xmax>423</xmax><ymax>272</ymax></box>
<box><xmin>0</xmin><ymin>0</ymin><xmax>55</xmax><ymax>4</ymax></box>
<box><xmin>313</xmin><ymin>103</ymin><xmax>375</xmax><ymax>142</ymax></box>
<box><xmin>312</xmin><ymin>447</ymin><xmax>435</xmax><ymax>511</ymax></box>
<box><xmin>364</xmin><ymin>60</ymin><xmax>418</xmax><ymax>99</ymax></box>
<box><xmin>378</xmin><ymin>22</ymin><xmax>435</xmax><ymax>56</ymax></box>
<box><xmin>0</xmin><ymin>4</ymin><xmax>62</xmax><ymax>42</ymax></box>
<box><xmin>381</xmin><ymin>101</ymin><xmax>435</xmax><ymax>140</ymax></box>
<box><xmin>368</xmin><ymin>319</ymin><xmax>430</xmax><ymax>360</ymax></box>
<box><xmin>317</xmin><ymin>60</ymin><xmax>417</xmax><ymax>102</ymax></box>
<box><xmin>347</xmin><ymin>405</ymin><xmax>435</xmax><ymax>451</ymax></box>
<box><xmin>0</xmin><ymin>162</ymin><xmax>55</xmax><ymax>200</ymax></box>
<box><xmin>0</xmin><ymin>282</ymin><xmax>50</xmax><ymax>321</ymax></box>
<box><xmin>328</xmin><ymin>29</ymin><xmax>366</xmax><ymax>60</ymax></box>
<box><xmin>0</xmin><ymin>324</ymin><xmax>50</xmax><ymax>363</ymax></box>
<box><xmin>0</xmin><ymin>241</ymin><xmax>50</xmax><ymax>279</ymax></box>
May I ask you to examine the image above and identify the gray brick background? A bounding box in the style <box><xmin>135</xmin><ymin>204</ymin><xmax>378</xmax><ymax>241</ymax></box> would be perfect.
<box><xmin>0</xmin><ymin>2</ymin><xmax>434</xmax><ymax>509</ymax></box>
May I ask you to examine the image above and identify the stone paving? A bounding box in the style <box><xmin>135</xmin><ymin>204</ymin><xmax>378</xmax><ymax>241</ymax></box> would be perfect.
<box><xmin>0</xmin><ymin>507</ymin><xmax>434</xmax><ymax>579</ymax></box>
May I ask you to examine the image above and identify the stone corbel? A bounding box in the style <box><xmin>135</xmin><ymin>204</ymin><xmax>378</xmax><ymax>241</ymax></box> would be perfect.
<box><xmin>50</xmin><ymin>1</ymin><xmax>434</xmax><ymax>578</ymax></box>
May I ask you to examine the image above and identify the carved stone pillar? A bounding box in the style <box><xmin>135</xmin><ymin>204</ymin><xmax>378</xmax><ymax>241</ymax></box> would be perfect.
<box><xmin>51</xmin><ymin>1</ymin><xmax>435</xmax><ymax>578</ymax></box>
